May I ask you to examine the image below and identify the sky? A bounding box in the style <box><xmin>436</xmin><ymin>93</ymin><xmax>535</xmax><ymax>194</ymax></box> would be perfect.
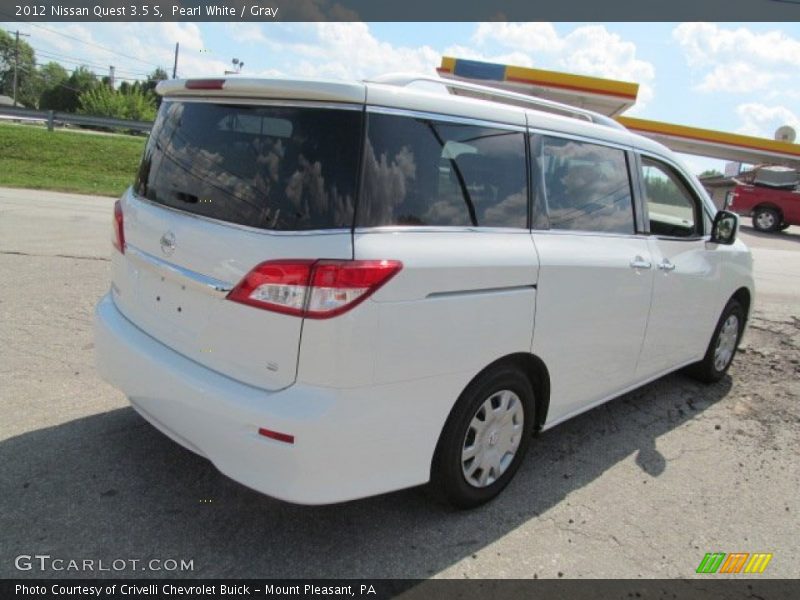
<box><xmin>3</xmin><ymin>20</ymin><xmax>800</xmax><ymax>174</ymax></box>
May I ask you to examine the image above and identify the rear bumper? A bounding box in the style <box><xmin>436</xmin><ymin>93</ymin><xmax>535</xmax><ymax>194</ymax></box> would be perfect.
<box><xmin>94</xmin><ymin>292</ymin><xmax>454</xmax><ymax>504</ymax></box>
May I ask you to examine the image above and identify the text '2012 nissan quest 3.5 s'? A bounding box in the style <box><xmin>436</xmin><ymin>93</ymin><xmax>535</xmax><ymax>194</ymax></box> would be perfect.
<box><xmin>94</xmin><ymin>75</ymin><xmax>754</xmax><ymax>508</ymax></box>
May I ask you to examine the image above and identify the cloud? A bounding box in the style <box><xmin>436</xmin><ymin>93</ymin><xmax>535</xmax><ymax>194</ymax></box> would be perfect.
<box><xmin>694</xmin><ymin>63</ymin><xmax>784</xmax><ymax>94</ymax></box>
<box><xmin>472</xmin><ymin>22</ymin><xmax>562</xmax><ymax>55</ymax></box>
<box><xmin>24</xmin><ymin>21</ymin><xmax>442</xmax><ymax>82</ymax></box>
<box><xmin>673</xmin><ymin>23</ymin><xmax>800</xmax><ymax>68</ymax></box>
<box><xmin>288</xmin><ymin>23</ymin><xmax>440</xmax><ymax>80</ymax></box>
<box><xmin>30</xmin><ymin>24</ymin><xmax>94</xmax><ymax>54</ymax></box>
<box><xmin>24</xmin><ymin>22</ymin><xmax>228</xmax><ymax>80</ymax></box>
<box><xmin>225</xmin><ymin>23</ymin><xmax>269</xmax><ymax>46</ymax></box>
<box><xmin>556</xmin><ymin>26</ymin><xmax>653</xmax><ymax>89</ymax></box>
<box><xmin>673</xmin><ymin>23</ymin><xmax>800</xmax><ymax>94</ymax></box>
<box><xmin>735</xmin><ymin>103</ymin><xmax>800</xmax><ymax>138</ymax></box>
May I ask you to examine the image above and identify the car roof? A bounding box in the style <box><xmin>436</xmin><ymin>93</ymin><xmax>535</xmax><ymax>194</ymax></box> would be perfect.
<box><xmin>157</xmin><ymin>76</ymin><xmax>674</xmax><ymax>161</ymax></box>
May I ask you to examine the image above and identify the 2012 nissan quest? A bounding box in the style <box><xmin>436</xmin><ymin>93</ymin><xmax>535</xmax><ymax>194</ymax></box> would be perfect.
<box><xmin>94</xmin><ymin>75</ymin><xmax>754</xmax><ymax>508</ymax></box>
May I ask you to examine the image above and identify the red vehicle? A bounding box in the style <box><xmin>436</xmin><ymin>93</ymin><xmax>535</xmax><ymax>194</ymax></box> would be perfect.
<box><xmin>727</xmin><ymin>179</ymin><xmax>800</xmax><ymax>233</ymax></box>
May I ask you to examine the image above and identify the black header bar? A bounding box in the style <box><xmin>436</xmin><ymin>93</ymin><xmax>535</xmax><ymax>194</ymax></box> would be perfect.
<box><xmin>1</xmin><ymin>0</ymin><xmax>799</xmax><ymax>22</ymax></box>
<box><xmin>3</xmin><ymin>579</ymin><xmax>800</xmax><ymax>600</ymax></box>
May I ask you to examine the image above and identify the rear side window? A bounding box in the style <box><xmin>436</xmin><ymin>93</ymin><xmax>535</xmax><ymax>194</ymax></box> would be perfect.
<box><xmin>540</xmin><ymin>136</ymin><xmax>635</xmax><ymax>234</ymax></box>
<box><xmin>135</xmin><ymin>101</ymin><xmax>362</xmax><ymax>231</ymax></box>
<box><xmin>358</xmin><ymin>113</ymin><xmax>528</xmax><ymax>228</ymax></box>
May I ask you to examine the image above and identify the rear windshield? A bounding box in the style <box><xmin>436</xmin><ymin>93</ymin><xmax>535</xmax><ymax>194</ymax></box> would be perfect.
<box><xmin>135</xmin><ymin>101</ymin><xmax>362</xmax><ymax>231</ymax></box>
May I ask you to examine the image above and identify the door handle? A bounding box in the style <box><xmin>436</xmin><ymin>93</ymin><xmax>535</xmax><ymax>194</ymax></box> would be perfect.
<box><xmin>629</xmin><ymin>256</ymin><xmax>652</xmax><ymax>270</ymax></box>
<box><xmin>658</xmin><ymin>259</ymin><xmax>676</xmax><ymax>272</ymax></box>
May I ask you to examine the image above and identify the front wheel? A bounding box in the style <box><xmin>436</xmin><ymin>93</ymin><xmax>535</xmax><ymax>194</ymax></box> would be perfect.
<box><xmin>431</xmin><ymin>365</ymin><xmax>535</xmax><ymax>509</ymax></box>
<box><xmin>687</xmin><ymin>299</ymin><xmax>745</xmax><ymax>383</ymax></box>
<box><xmin>752</xmin><ymin>207</ymin><xmax>780</xmax><ymax>232</ymax></box>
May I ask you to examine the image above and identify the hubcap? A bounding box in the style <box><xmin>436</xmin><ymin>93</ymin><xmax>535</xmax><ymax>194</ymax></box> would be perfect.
<box><xmin>461</xmin><ymin>390</ymin><xmax>524</xmax><ymax>488</ymax></box>
<box><xmin>714</xmin><ymin>314</ymin><xmax>739</xmax><ymax>372</ymax></box>
<box><xmin>756</xmin><ymin>211</ymin><xmax>776</xmax><ymax>230</ymax></box>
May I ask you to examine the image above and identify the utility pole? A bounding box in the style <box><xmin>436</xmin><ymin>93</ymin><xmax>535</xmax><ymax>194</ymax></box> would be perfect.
<box><xmin>6</xmin><ymin>29</ymin><xmax>31</xmax><ymax>107</ymax></box>
<box><xmin>108</xmin><ymin>65</ymin><xmax>115</xmax><ymax>88</ymax></box>
<box><xmin>172</xmin><ymin>42</ymin><xmax>179</xmax><ymax>78</ymax></box>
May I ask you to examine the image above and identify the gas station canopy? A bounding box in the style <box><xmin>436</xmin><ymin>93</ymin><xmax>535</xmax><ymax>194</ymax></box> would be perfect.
<box><xmin>437</xmin><ymin>56</ymin><xmax>800</xmax><ymax>169</ymax></box>
<box><xmin>438</xmin><ymin>56</ymin><xmax>638</xmax><ymax>117</ymax></box>
<box><xmin>616</xmin><ymin>117</ymin><xmax>800</xmax><ymax>168</ymax></box>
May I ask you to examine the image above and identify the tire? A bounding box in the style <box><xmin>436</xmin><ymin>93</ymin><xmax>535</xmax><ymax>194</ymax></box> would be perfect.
<box><xmin>687</xmin><ymin>299</ymin><xmax>745</xmax><ymax>384</ymax></box>
<box><xmin>431</xmin><ymin>364</ymin><xmax>535</xmax><ymax>509</ymax></box>
<box><xmin>752</xmin><ymin>207</ymin><xmax>781</xmax><ymax>232</ymax></box>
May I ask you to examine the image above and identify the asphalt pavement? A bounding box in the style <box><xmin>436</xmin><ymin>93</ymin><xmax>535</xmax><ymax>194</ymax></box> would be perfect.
<box><xmin>1</xmin><ymin>187</ymin><xmax>798</xmax><ymax>579</ymax></box>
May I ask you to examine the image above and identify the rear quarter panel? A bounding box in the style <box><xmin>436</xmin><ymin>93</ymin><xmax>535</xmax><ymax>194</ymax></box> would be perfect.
<box><xmin>319</xmin><ymin>230</ymin><xmax>540</xmax><ymax>389</ymax></box>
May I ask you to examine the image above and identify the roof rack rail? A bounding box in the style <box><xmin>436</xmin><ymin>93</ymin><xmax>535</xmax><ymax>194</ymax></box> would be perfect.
<box><xmin>367</xmin><ymin>73</ymin><xmax>626</xmax><ymax>131</ymax></box>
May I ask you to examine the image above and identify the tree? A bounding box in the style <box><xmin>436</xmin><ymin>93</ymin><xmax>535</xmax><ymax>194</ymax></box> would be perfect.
<box><xmin>142</xmin><ymin>67</ymin><xmax>168</xmax><ymax>108</ymax></box>
<box><xmin>0</xmin><ymin>29</ymin><xmax>38</xmax><ymax>107</ymax></box>
<box><xmin>39</xmin><ymin>61</ymin><xmax>68</xmax><ymax>85</ymax></box>
<box><xmin>142</xmin><ymin>67</ymin><xmax>168</xmax><ymax>94</ymax></box>
<box><xmin>78</xmin><ymin>84</ymin><xmax>157</xmax><ymax>121</ymax></box>
<box><xmin>39</xmin><ymin>66</ymin><xmax>98</xmax><ymax>112</ymax></box>
<box><xmin>36</xmin><ymin>61</ymin><xmax>69</xmax><ymax>109</ymax></box>
<box><xmin>698</xmin><ymin>169</ymin><xmax>723</xmax><ymax>179</ymax></box>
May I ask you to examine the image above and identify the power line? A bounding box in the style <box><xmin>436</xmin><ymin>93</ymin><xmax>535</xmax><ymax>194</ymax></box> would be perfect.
<box><xmin>25</xmin><ymin>21</ymin><xmax>163</xmax><ymax>69</ymax></box>
<box><xmin>2</xmin><ymin>23</ymin><xmax>163</xmax><ymax>105</ymax></box>
<box><xmin>0</xmin><ymin>10</ymin><xmax>165</xmax><ymax>70</ymax></box>
<box><xmin>32</xmin><ymin>47</ymin><xmax>152</xmax><ymax>77</ymax></box>
<box><xmin>22</xmin><ymin>54</ymin><xmax>148</xmax><ymax>83</ymax></box>
<box><xmin>0</xmin><ymin>22</ymin><xmax>163</xmax><ymax>77</ymax></box>
<box><xmin>4</xmin><ymin>33</ymin><xmax>153</xmax><ymax>77</ymax></box>
<box><xmin>16</xmin><ymin>62</ymin><xmax>148</xmax><ymax>91</ymax></box>
<box><xmin>34</xmin><ymin>53</ymin><xmax>151</xmax><ymax>80</ymax></box>
<box><xmin>16</xmin><ymin>63</ymin><xmax>84</xmax><ymax>94</ymax></box>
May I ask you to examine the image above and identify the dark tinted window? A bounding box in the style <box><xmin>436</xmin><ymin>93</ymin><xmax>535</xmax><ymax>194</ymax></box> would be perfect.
<box><xmin>540</xmin><ymin>136</ymin><xmax>635</xmax><ymax>234</ymax></box>
<box><xmin>135</xmin><ymin>102</ymin><xmax>361</xmax><ymax>231</ymax></box>
<box><xmin>641</xmin><ymin>157</ymin><xmax>701</xmax><ymax>237</ymax></box>
<box><xmin>358</xmin><ymin>113</ymin><xmax>528</xmax><ymax>228</ymax></box>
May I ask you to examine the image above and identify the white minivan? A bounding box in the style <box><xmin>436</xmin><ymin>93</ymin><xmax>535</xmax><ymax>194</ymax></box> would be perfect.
<box><xmin>95</xmin><ymin>75</ymin><xmax>754</xmax><ymax>508</ymax></box>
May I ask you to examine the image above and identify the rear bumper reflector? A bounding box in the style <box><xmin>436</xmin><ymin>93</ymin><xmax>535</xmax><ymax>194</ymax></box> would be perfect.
<box><xmin>258</xmin><ymin>427</ymin><xmax>295</xmax><ymax>444</ymax></box>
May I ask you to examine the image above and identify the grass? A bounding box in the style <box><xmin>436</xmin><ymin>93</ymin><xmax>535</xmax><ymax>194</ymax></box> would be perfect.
<box><xmin>0</xmin><ymin>122</ymin><xmax>146</xmax><ymax>197</ymax></box>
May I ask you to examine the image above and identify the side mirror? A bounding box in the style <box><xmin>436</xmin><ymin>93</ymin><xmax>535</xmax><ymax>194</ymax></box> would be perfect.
<box><xmin>711</xmin><ymin>210</ymin><xmax>738</xmax><ymax>245</ymax></box>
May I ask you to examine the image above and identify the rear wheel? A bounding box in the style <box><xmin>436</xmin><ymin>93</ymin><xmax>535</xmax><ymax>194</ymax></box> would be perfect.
<box><xmin>431</xmin><ymin>365</ymin><xmax>535</xmax><ymax>509</ymax></box>
<box><xmin>752</xmin><ymin>207</ymin><xmax>780</xmax><ymax>232</ymax></box>
<box><xmin>687</xmin><ymin>299</ymin><xmax>745</xmax><ymax>383</ymax></box>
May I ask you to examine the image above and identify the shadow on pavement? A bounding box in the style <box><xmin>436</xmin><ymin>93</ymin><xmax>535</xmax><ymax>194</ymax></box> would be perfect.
<box><xmin>0</xmin><ymin>373</ymin><xmax>732</xmax><ymax>579</ymax></box>
<box><xmin>739</xmin><ymin>225</ymin><xmax>800</xmax><ymax>244</ymax></box>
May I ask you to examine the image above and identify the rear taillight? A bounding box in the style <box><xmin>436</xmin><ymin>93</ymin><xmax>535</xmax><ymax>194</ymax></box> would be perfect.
<box><xmin>112</xmin><ymin>200</ymin><xmax>125</xmax><ymax>254</ymax></box>
<box><xmin>227</xmin><ymin>260</ymin><xmax>315</xmax><ymax>317</ymax></box>
<box><xmin>227</xmin><ymin>259</ymin><xmax>402</xmax><ymax>319</ymax></box>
